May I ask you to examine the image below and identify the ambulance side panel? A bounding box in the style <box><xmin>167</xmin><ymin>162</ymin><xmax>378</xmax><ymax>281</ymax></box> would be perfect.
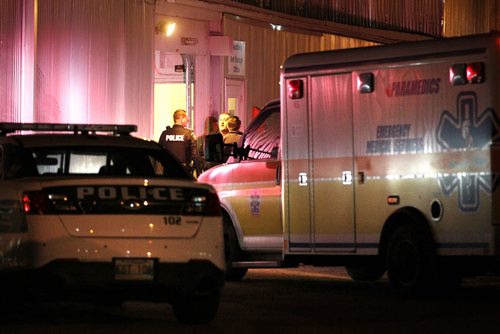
<box><xmin>354</xmin><ymin>51</ymin><xmax>497</xmax><ymax>257</ymax></box>
<box><xmin>282</xmin><ymin>34</ymin><xmax>500</xmax><ymax>259</ymax></box>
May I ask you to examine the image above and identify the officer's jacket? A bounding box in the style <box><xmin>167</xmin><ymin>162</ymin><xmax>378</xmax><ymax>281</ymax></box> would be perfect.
<box><xmin>159</xmin><ymin>124</ymin><xmax>197</xmax><ymax>166</ymax></box>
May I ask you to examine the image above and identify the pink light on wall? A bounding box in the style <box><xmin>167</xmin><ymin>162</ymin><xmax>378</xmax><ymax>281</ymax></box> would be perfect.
<box><xmin>2</xmin><ymin>0</ymin><xmax>154</xmax><ymax>138</ymax></box>
<box><xmin>0</xmin><ymin>0</ymin><xmax>23</xmax><ymax>122</ymax></box>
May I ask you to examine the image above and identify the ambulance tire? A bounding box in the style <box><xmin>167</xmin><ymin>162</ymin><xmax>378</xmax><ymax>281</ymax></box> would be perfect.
<box><xmin>223</xmin><ymin>215</ymin><xmax>248</xmax><ymax>281</ymax></box>
<box><xmin>345</xmin><ymin>261</ymin><xmax>385</xmax><ymax>282</ymax></box>
<box><xmin>387</xmin><ymin>223</ymin><xmax>435</xmax><ymax>296</ymax></box>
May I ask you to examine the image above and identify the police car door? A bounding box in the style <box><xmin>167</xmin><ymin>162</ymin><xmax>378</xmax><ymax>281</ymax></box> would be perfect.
<box><xmin>285</xmin><ymin>73</ymin><xmax>355</xmax><ymax>253</ymax></box>
<box><xmin>228</xmin><ymin>104</ymin><xmax>282</xmax><ymax>252</ymax></box>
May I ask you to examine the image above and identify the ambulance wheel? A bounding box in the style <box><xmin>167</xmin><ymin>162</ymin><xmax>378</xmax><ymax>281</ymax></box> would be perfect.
<box><xmin>223</xmin><ymin>214</ymin><xmax>248</xmax><ymax>281</ymax></box>
<box><xmin>386</xmin><ymin>223</ymin><xmax>435</xmax><ymax>296</ymax></box>
<box><xmin>345</xmin><ymin>260</ymin><xmax>385</xmax><ymax>282</ymax></box>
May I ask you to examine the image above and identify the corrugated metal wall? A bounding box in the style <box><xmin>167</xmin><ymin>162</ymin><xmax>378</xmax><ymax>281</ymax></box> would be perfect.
<box><xmin>224</xmin><ymin>16</ymin><xmax>377</xmax><ymax>114</ymax></box>
<box><xmin>443</xmin><ymin>0</ymin><xmax>499</xmax><ymax>37</ymax></box>
<box><xmin>234</xmin><ymin>0</ymin><xmax>444</xmax><ymax>36</ymax></box>
<box><xmin>0</xmin><ymin>0</ymin><xmax>23</xmax><ymax>122</ymax></box>
<box><xmin>225</xmin><ymin>0</ymin><xmax>500</xmax><ymax>117</ymax></box>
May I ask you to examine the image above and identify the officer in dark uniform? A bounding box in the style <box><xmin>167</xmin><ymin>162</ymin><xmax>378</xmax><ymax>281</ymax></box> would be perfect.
<box><xmin>159</xmin><ymin>109</ymin><xmax>197</xmax><ymax>174</ymax></box>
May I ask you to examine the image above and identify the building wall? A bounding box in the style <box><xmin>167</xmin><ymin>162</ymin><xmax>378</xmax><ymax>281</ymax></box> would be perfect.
<box><xmin>35</xmin><ymin>0</ymin><xmax>154</xmax><ymax>138</ymax></box>
<box><xmin>224</xmin><ymin>16</ymin><xmax>377</xmax><ymax>116</ymax></box>
<box><xmin>232</xmin><ymin>0</ymin><xmax>444</xmax><ymax>36</ymax></box>
<box><xmin>0</xmin><ymin>0</ymin><xmax>154</xmax><ymax>138</ymax></box>
<box><xmin>225</xmin><ymin>0</ymin><xmax>500</xmax><ymax>119</ymax></box>
<box><xmin>3</xmin><ymin>0</ymin><xmax>500</xmax><ymax>140</ymax></box>
<box><xmin>0</xmin><ymin>0</ymin><xmax>23</xmax><ymax>122</ymax></box>
<box><xmin>443</xmin><ymin>0</ymin><xmax>500</xmax><ymax>37</ymax></box>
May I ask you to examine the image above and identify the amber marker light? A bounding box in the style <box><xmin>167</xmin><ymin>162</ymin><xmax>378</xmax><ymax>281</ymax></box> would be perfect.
<box><xmin>387</xmin><ymin>195</ymin><xmax>400</xmax><ymax>205</ymax></box>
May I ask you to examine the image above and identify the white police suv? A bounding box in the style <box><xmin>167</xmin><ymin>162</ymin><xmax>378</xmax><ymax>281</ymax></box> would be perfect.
<box><xmin>0</xmin><ymin>123</ymin><xmax>224</xmax><ymax>323</ymax></box>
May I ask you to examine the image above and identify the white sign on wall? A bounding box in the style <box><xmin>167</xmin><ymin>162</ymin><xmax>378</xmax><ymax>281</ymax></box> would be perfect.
<box><xmin>228</xmin><ymin>40</ymin><xmax>245</xmax><ymax>76</ymax></box>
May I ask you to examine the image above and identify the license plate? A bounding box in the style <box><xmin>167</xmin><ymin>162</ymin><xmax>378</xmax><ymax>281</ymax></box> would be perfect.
<box><xmin>114</xmin><ymin>258</ymin><xmax>155</xmax><ymax>281</ymax></box>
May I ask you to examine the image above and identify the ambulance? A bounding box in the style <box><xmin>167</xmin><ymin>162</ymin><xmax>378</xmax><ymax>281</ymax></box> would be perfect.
<box><xmin>199</xmin><ymin>32</ymin><xmax>500</xmax><ymax>294</ymax></box>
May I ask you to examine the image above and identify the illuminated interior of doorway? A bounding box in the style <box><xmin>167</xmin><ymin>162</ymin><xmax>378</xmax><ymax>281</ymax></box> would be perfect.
<box><xmin>227</xmin><ymin>98</ymin><xmax>237</xmax><ymax>116</ymax></box>
<box><xmin>153</xmin><ymin>83</ymin><xmax>186</xmax><ymax>141</ymax></box>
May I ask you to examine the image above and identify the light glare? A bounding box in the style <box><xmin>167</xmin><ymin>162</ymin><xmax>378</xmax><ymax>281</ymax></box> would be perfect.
<box><xmin>166</xmin><ymin>22</ymin><xmax>176</xmax><ymax>37</ymax></box>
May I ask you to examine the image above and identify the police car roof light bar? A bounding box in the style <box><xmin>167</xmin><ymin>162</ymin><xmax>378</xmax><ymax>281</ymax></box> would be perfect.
<box><xmin>0</xmin><ymin>123</ymin><xmax>137</xmax><ymax>136</ymax></box>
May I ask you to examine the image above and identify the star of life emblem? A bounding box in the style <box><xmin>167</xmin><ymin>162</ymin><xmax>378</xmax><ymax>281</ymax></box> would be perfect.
<box><xmin>436</xmin><ymin>92</ymin><xmax>500</xmax><ymax>211</ymax></box>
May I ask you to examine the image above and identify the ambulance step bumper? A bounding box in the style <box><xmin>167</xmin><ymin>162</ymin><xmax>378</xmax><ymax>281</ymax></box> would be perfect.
<box><xmin>232</xmin><ymin>261</ymin><xmax>281</xmax><ymax>268</ymax></box>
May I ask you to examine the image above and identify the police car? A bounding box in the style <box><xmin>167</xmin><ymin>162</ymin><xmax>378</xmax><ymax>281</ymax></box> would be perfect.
<box><xmin>0</xmin><ymin>123</ymin><xmax>224</xmax><ymax>323</ymax></box>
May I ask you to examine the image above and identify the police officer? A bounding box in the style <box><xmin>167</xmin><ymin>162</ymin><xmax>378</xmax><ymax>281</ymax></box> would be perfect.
<box><xmin>159</xmin><ymin>109</ymin><xmax>197</xmax><ymax>174</ymax></box>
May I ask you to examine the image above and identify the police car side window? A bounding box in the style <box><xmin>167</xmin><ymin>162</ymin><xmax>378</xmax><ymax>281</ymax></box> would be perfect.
<box><xmin>28</xmin><ymin>147</ymin><xmax>189</xmax><ymax>178</ymax></box>
<box><xmin>34</xmin><ymin>152</ymin><xmax>64</xmax><ymax>174</ymax></box>
<box><xmin>3</xmin><ymin>144</ymin><xmax>38</xmax><ymax>179</ymax></box>
<box><xmin>70</xmin><ymin>152</ymin><xmax>108</xmax><ymax>174</ymax></box>
<box><xmin>244</xmin><ymin>109</ymin><xmax>280</xmax><ymax>160</ymax></box>
<box><xmin>32</xmin><ymin>150</ymin><xmax>104</xmax><ymax>175</ymax></box>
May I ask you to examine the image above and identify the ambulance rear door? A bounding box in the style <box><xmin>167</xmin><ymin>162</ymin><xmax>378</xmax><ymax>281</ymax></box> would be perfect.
<box><xmin>284</xmin><ymin>72</ymin><xmax>355</xmax><ymax>253</ymax></box>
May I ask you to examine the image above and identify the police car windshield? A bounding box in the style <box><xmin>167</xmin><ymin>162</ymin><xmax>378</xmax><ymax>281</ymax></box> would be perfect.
<box><xmin>20</xmin><ymin>146</ymin><xmax>190</xmax><ymax>179</ymax></box>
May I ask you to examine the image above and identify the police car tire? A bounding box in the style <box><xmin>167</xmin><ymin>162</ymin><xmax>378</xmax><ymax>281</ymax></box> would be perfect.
<box><xmin>172</xmin><ymin>291</ymin><xmax>220</xmax><ymax>324</ymax></box>
<box><xmin>387</xmin><ymin>223</ymin><xmax>434</xmax><ymax>296</ymax></box>
<box><xmin>223</xmin><ymin>215</ymin><xmax>248</xmax><ymax>281</ymax></box>
<box><xmin>0</xmin><ymin>287</ymin><xmax>25</xmax><ymax>312</ymax></box>
<box><xmin>226</xmin><ymin>265</ymin><xmax>248</xmax><ymax>282</ymax></box>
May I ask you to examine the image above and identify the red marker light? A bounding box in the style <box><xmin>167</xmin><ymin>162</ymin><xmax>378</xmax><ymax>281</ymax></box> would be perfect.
<box><xmin>288</xmin><ymin>80</ymin><xmax>303</xmax><ymax>99</ymax></box>
<box><xmin>22</xmin><ymin>194</ymin><xmax>31</xmax><ymax>213</ymax></box>
<box><xmin>22</xmin><ymin>191</ymin><xmax>53</xmax><ymax>214</ymax></box>
<box><xmin>466</xmin><ymin>62</ymin><xmax>484</xmax><ymax>84</ymax></box>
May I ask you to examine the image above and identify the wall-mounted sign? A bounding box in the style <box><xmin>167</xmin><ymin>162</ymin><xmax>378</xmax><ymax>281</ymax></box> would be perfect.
<box><xmin>228</xmin><ymin>40</ymin><xmax>245</xmax><ymax>76</ymax></box>
<box><xmin>181</xmin><ymin>37</ymin><xmax>198</xmax><ymax>46</ymax></box>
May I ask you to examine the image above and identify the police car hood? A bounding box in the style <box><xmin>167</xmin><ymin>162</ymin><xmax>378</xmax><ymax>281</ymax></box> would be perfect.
<box><xmin>33</xmin><ymin>177</ymin><xmax>212</xmax><ymax>238</ymax></box>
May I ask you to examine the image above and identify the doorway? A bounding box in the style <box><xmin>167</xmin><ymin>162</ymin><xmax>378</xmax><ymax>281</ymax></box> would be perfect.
<box><xmin>153</xmin><ymin>51</ymin><xmax>193</xmax><ymax>141</ymax></box>
<box><xmin>225</xmin><ymin>78</ymin><xmax>246</xmax><ymax>128</ymax></box>
<box><xmin>153</xmin><ymin>83</ymin><xmax>186</xmax><ymax>141</ymax></box>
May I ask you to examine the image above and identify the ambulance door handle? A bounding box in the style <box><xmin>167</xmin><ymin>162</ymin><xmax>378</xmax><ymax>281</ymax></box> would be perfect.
<box><xmin>276</xmin><ymin>165</ymin><xmax>281</xmax><ymax>185</ymax></box>
<box><xmin>358</xmin><ymin>171</ymin><xmax>365</xmax><ymax>184</ymax></box>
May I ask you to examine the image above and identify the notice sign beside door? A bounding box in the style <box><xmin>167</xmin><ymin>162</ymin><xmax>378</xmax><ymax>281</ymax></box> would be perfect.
<box><xmin>228</xmin><ymin>40</ymin><xmax>245</xmax><ymax>76</ymax></box>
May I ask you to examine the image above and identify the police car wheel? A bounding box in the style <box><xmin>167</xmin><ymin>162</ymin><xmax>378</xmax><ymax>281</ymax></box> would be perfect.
<box><xmin>172</xmin><ymin>291</ymin><xmax>220</xmax><ymax>324</ymax></box>
<box><xmin>0</xmin><ymin>287</ymin><xmax>26</xmax><ymax>312</ymax></box>
<box><xmin>223</xmin><ymin>214</ymin><xmax>248</xmax><ymax>281</ymax></box>
<box><xmin>387</xmin><ymin>223</ymin><xmax>434</xmax><ymax>295</ymax></box>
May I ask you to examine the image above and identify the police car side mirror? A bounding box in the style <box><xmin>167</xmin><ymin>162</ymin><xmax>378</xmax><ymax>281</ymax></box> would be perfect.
<box><xmin>270</xmin><ymin>146</ymin><xmax>278</xmax><ymax>159</ymax></box>
<box><xmin>204</xmin><ymin>133</ymin><xmax>224</xmax><ymax>163</ymax></box>
<box><xmin>233</xmin><ymin>144</ymin><xmax>250</xmax><ymax>160</ymax></box>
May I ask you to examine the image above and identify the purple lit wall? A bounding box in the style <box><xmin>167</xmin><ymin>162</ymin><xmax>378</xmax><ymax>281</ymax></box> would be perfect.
<box><xmin>1</xmin><ymin>0</ymin><xmax>154</xmax><ymax>138</ymax></box>
<box><xmin>0</xmin><ymin>0</ymin><xmax>23</xmax><ymax>122</ymax></box>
